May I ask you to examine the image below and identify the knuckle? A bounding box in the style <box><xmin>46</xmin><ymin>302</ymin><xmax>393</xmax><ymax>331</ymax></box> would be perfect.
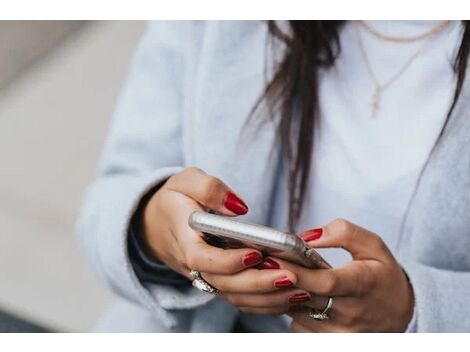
<box><xmin>184</xmin><ymin>253</ymin><xmax>199</xmax><ymax>271</ymax></box>
<box><xmin>203</xmin><ymin>176</ymin><xmax>224</xmax><ymax>200</ymax></box>
<box><xmin>184</xmin><ymin>166</ymin><xmax>204</xmax><ymax>176</ymax></box>
<box><xmin>173</xmin><ymin>167</ymin><xmax>204</xmax><ymax>187</ymax></box>
<box><xmin>322</xmin><ymin>272</ymin><xmax>338</xmax><ymax>295</ymax></box>
<box><xmin>361</xmin><ymin>274</ymin><xmax>375</xmax><ymax>295</ymax></box>
<box><xmin>331</xmin><ymin>218</ymin><xmax>352</xmax><ymax>234</ymax></box>
<box><xmin>354</xmin><ymin>262</ymin><xmax>375</xmax><ymax>295</ymax></box>
<box><xmin>371</xmin><ymin>234</ymin><xmax>388</xmax><ymax>253</ymax></box>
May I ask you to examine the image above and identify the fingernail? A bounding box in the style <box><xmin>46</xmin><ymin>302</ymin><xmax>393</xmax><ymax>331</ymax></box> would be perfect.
<box><xmin>288</xmin><ymin>292</ymin><xmax>311</xmax><ymax>304</ymax></box>
<box><xmin>300</xmin><ymin>228</ymin><xmax>323</xmax><ymax>242</ymax></box>
<box><xmin>224</xmin><ymin>192</ymin><xmax>249</xmax><ymax>215</ymax></box>
<box><xmin>259</xmin><ymin>258</ymin><xmax>280</xmax><ymax>270</ymax></box>
<box><xmin>242</xmin><ymin>252</ymin><xmax>262</xmax><ymax>266</ymax></box>
<box><xmin>274</xmin><ymin>276</ymin><xmax>294</xmax><ymax>288</ymax></box>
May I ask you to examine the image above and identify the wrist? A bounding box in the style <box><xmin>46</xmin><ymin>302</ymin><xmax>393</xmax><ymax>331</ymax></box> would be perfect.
<box><xmin>128</xmin><ymin>202</ymin><xmax>189</xmax><ymax>286</ymax></box>
<box><xmin>138</xmin><ymin>180</ymin><xmax>169</xmax><ymax>263</ymax></box>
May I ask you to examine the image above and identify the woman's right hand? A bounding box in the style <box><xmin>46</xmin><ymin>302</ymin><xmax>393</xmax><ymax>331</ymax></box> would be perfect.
<box><xmin>141</xmin><ymin>167</ymin><xmax>311</xmax><ymax>315</ymax></box>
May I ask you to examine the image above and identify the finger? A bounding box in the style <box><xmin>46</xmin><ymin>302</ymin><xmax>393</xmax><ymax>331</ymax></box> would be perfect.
<box><xmin>289</xmin><ymin>313</ymin><xmax>340</xmax><ymax>333</ymax></box>
<box><xmin>302</xmin><ymin>296</ymin><xmax>352</xmax><ymax>318</ymax></box>
<box><xmin>171</xmin><ymin>207</ymin><xmax>263</xmax><ymax>274</ymax></box>
<box><xmin>271</xmin><ymin>257</ymin><xmax>375</xmax><ymax>297</ymax></box>
<box><xmin>203</xmin><ymin>268</ymin><xmax>297</xmax><ymax>294</ymax></box>
<box><xmin>239</xmin><ymin>306</ymin><xmax>290</xmax><ymax>316</ymax></box>
<box><xmin>288</xmin><ymin>308</ymin><xmax>353</xmax><ymax>333</ymax></box>
<box><xmin>299</xmin><ymin>219</ymin><xmax>391</xmax><ymax>261</ymax></box>
<box><xmin>303</xmin><ymin>295</ymin><xmax>331</xmax><ymax>311</ymax></box>
<box><xmin>304</xmin><ymin>296</ymin><xmax>365</xmax><ymax>331</ymax></box>
<box><xmin>183</xmin><ymin>240</ymin><xmax>264</xmax><ymax>275</ymax></box>
<box><xmin>290</xmin><ymin>320</ymin><xmax>315</xmax><ymax>333</ymax></box>
<box><xmin>164</xmin><ymin>167</ymin><xmax>248</xmax><ymax>215</ymax></box>
<box><xmin>219</xmin><ymin>288</ymin><xmax>311</xmax><ymax>308</ymax></box>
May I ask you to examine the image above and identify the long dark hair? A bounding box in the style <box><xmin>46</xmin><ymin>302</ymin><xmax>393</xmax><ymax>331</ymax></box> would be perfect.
<box><xmin>253</xmin><ymin>21</ymin><xmax>470</xmax><ymax>232</ymax></box>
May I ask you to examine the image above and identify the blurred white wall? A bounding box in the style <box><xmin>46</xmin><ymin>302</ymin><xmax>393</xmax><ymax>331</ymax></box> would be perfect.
<box><xmin>0</xmin><ymin>21</ymin><xmax>145</xmax><ymax>331</ymax></box>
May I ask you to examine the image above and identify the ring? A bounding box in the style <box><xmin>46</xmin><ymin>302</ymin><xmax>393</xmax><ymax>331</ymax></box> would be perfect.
<box><xmin>190</xmin><ymin>270</ymin><xmax>219</xmax><ymax>294</ymax></box>
<box><xmin>309</xmin><ymin>297</ymin><xmax>333</xmax><ymax>321</ymax></box>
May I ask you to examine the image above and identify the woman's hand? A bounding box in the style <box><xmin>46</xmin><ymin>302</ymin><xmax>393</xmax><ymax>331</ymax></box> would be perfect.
<box><xmin>280</xmin><ymin>219</ymin><xmax>414</xmax><ymax>332</ymax></box>
<box><xmin>142</xmin><ymin>167</ymin><xmax>310</xmax><ymax>314</ymax></box>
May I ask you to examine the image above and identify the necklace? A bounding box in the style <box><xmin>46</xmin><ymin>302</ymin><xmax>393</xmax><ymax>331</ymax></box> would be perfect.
<box><xmin>354</xmin><ymin>22</ymin><xmax>450</xmax><ymax>118</ymax></box>
<box><xmin>357</xmin><ymin>20</ymin><xmax>451</xmax><ymax>43</ymax></box>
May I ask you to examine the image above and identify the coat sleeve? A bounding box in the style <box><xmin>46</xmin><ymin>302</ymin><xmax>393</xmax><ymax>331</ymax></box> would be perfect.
<box><xmin>401</xmin><ymin>261</ymin><xmax>470</xmax><ymax>332</ymax></box>
<box><xmin>76</xmin><ymin>21</ymin><xmax>215</xmax><ymax>329</ymax></box>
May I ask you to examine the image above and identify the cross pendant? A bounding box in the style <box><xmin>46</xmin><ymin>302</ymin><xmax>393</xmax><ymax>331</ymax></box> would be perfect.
<box><xmin>370</xmin><ymin>86</ymin><xmax>382</xmax><ymax>118</ymax></box>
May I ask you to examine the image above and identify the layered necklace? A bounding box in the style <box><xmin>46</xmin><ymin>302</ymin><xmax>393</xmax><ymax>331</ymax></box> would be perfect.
<box><xmin>355</xmin><ymin>21</ymin><xmax>451</xmax><ymax>118</ymax></box>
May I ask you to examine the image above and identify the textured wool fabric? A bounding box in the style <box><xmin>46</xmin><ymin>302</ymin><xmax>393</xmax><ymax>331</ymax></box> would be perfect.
<box><xmin>77</xmin><ymin>21</ymin><xmax>470</xmax><ymax>332</ymax></box>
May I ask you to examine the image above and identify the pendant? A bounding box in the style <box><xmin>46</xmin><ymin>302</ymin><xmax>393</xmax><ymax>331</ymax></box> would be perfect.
<box><xmin>370</xmin><ymin>86</ymin><xmax>382</xmax><ymax>118</ymax></box>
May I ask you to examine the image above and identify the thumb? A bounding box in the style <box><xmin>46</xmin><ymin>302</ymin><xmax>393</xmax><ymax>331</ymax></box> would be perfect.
<box><xmin>164</xmin><ymin>167</ymin><xmax>248</xmax><ymax>216</ymax></box>
<box><xmin>299</xmin><ymin>219</ymin><xmax>391</xmax><ymax>261</ymax></box>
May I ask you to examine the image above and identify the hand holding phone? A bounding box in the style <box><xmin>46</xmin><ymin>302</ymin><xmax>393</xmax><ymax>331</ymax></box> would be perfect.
<box><xmin>189</xmin><ymin>211</ymin><xmax>331</xmax><ymax>269</ymax></box>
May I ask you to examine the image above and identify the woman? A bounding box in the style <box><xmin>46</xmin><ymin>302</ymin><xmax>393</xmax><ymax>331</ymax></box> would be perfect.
<box><xmin>77</xmin><ymin>21</ymin><xmax>470</xmax><ymax>332</ymax></box>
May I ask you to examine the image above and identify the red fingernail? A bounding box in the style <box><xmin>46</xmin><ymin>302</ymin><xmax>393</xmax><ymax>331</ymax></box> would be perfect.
<box><xmin>300</xmin><ymin>228</ymin><xmax>323</xmax><ymax>242</ymax></box>
<box><xmin>274</xmin><ymin>276</ymin><xmax>294</xmax><ymax>288</ymax></box>
<box><xmin>259</xmin><ymin>258</ymin><xmax>280</xmax><ymax>270</ymax></box>
<box><xmin>288</xmin><ymin>292</ymin><xmax>311</xmax><ymax>304</ymax></box>
<box><xmin>224</xmin><ymin>192</ymin><xmax>249</xmax><ymax>215</ymax></box>
<box><xmin>242</xmin><ymin>252</ymin><xmax>262</xmax><ymax>266</ymax></box>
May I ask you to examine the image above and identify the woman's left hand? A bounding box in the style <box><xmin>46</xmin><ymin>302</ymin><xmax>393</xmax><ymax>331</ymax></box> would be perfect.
<box><xmin>281</xmin><ymin>219</ymin><xmax>414</xmax><ymax>332</ymax></box>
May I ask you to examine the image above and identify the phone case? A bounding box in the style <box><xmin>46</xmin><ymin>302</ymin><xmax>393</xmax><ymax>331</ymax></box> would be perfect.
<box><xmin>188</xmin><ymin>211</ymin><xmax>331</xmax><ymax>269</ymax></box>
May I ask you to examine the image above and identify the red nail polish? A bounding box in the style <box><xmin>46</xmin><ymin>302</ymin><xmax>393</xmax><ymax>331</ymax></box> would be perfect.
<box><xmin>288</xmin><ymin>293</ymin><xmax>311</xmax><ymax>304</ymax></box>
<box><xmin>242</xmin><ymin>252</ymin><xmax>262</xmax><ymax>266</ymax></box>
<box><xmin>300</xmin><ymin>228</ymin><xmax>323</xmax><ymax>242</ymax></box>
<box><xmin>274</xmin><ymin>276</ymin><xmax>294</xmax><ymax>288</ymax></box>
<box><xmin>224</xmin><ymin>192</ymin><xmax>248</xmax><ymax>215</ymax></box>
<box><xmin>259</xmin><ymin>258</ymin><xmax>280</xmax><ymax>270</ymax></box>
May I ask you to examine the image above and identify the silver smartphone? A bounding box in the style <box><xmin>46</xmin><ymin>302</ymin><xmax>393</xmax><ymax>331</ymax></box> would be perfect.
<box><xmin>188</xmin><ymin>211</ymin><xmax>331</xmax><ymax>269</ymax></box>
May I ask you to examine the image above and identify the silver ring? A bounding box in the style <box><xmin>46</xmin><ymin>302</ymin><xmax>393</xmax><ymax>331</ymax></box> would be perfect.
<box><xmin>189</xmin><ymin>270</ymin><xmax>219</xmax><ymax>294</ymax></box>
<box><xmin>308</xmin><ymin>297</ymin><xmax>333</xmax><ymax>321</ymax></box>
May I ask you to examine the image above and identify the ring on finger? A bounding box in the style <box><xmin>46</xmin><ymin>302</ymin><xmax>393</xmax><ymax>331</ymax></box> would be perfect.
<box><xmin>309</xmin><ymin>297</ymin><xmax>333</xmax><ymax>321</ymax></box>
<box><xmin>190</xmin><ymin>270</ymin><xmax>219</xmax><ymax>294</ymax></box>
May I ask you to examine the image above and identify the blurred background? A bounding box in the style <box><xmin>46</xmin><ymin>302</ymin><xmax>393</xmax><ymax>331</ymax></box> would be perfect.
<box><xmin>0</xmin><ymin>20</ymin><xmax>146</xmax><ymax>332</ymax></box>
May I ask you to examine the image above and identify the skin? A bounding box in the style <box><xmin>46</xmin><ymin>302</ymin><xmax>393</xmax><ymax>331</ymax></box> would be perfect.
<box><xmin>143</xmin><ymin>167</ymin><xmax>414</xmax><ymax>332</ymax></box>
<box><xmin>143</xmin><ymin>167</ymin><xmax>305</xmax><ymax>311</ymax></box>
<box><xmin>284</xmin><ymin>219</ymin><xmax>415</xmax><ymax>332</ymax></box>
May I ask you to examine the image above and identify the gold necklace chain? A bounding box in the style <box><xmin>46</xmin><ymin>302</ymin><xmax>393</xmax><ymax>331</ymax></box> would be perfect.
<box><xmin>354</xmin><ymin>22</ymin><xmax>450</xmax><ymax>118</ymax></box>
<box><xmin>357</xmin><ymin>20</ymin><xmax>451</xmax><ymax>43</ymax></box>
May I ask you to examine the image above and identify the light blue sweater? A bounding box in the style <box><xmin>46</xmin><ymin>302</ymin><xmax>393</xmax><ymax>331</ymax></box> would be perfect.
<box><xmin>77</xmin><ymin>21</ymin><xmax>470</xmax><ymax>332</ymax></box>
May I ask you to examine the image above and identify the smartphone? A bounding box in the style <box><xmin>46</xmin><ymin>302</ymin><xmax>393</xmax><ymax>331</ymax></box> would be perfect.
<box><xmin>188</xmin><ymin>211</ymin><xmax>331</xmax><ymax>269</ymax></box>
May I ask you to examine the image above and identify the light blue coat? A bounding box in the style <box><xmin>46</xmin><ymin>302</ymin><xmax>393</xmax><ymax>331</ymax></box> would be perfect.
<box><xmin>77</xmin><ymin>21</ymin><xmax>470</xmax><ymax>332</ymax></box>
